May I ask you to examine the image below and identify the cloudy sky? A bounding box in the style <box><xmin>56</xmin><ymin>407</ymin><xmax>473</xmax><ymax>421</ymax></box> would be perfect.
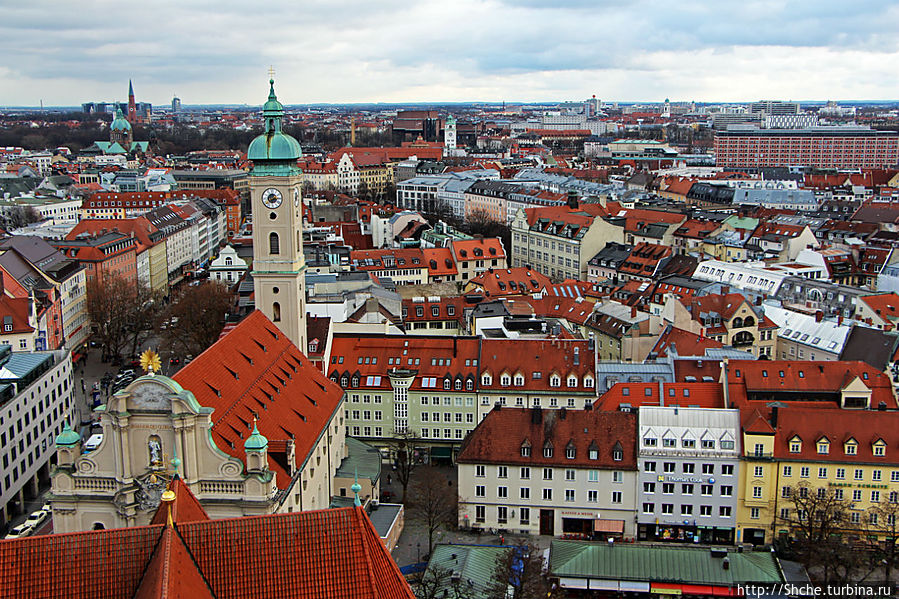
<box><xmin>2</xmin><ymin>0</ymin><xmax>897</xmax><ymax>106</ymax></box>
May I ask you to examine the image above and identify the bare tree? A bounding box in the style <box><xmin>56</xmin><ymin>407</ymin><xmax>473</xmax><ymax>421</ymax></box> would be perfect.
<box><xmin>485</xmin><ymin>540</ymin><xmax>551</xmax><ymax>599</ymax></box>
<box><xmin>161</xmin><ymin>281</ymin><xmax>233</xmax><ymax>358</ymax></box>
<box><xmin>865</xmin><ymin>499</ymin><xmax>899</xmax><ymax>583</ymax></box>
<box><xmin>382</xmin><ymin>429</ymin><xmax>422</xmax><ymax>503</ymax></box>
<box><xmin>87</xmin><ymin>273</ymin><xmax>157</xmax><ymax>362</ymax></box>
<box><xmin>415</xmin><ymin>565</ymin><xmax>476</xmax><ymax>599</ymax></box>
<box><xmin>408</xmin><ymin>467</ymin><xmax>458</xmax><ymax>554</ymax></box>
<box><xmin>778</xmin><ymin>483</ymin><xmax>865</xmax><ymax>583</ymax></box>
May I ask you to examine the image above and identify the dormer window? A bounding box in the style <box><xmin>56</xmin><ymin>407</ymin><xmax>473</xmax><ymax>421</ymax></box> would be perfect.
<box><xmin>549</xmin><ymin>375</ymin><xmax>561</xmax><ymax>388</ymax></box>
<box><xmin>874</xmin><ymin>440</ymin><xmax>887</xmax><ymax>457</ymax></box>
<box><xmin>817</xmin><ymin>439</ymin><xmax>830</xmax><ymax>455</ymax></box>
<box><xmin>543</xmin><ymin>443</ymin><xmax>553</xmax><ymax>458</ymax></box>
<box><xmin>466</xmin><ymin>380</ymin><xmax>473</xmax><ymax>391</ymax></box>
<box><xmin>454</xmin><ymin>379</ymin><xmax>462</xmax><ymax>390</ymax></box>
<box><xmin>521</xmin><ymin>441</ymin><xmax>531</xmax><ymax>457</ymax></box>
<box><xmin>514</xmin><ymin>374</ymin><xmax>524</xmax><ymax>386</ymax></box>
<box><xmin>644</xmin><ymin>437</ymin><xmax>657</xmax><ymax>447</ymax></box>
<box><xmin>567</xmin><ymin>376</ymin><xmax>577</xmax><ymax>388</ymax></box>
<box><xmin>612</xmin><ymin>441</ymin><xmax>624</xmax><ymax>461</ymax></box>
<box><xmin>566</xmin><ymin>444</ymin><xmax>576</xmax><ymax>459</ymax></box>
<box><xmin>663</xmin><ymin>437</ymin><xmax>676</xmax><ymax>448</ymax></box>
<box><xmin>443</xmin><ymin>379</ymin><xmax>450</xmax><ymax>390</ymax></box>
<box><xmin>845</xmin><ymin>439</ymin><xmax>858</xmax><ymax>455</ymax></box>
<box><xmin>789</xmin><ymin>437</ymin><xmax>802</xmax><ymax>453</ymax></box>
<box><xmin>482</xmin><ymin>374</ymin><xmax>492</xmax><ymax>385</ymax></box>
<box><xmin>500</xmin><ymin>374</ymin><xmax>511</xmax><ymax>386</ymax></box>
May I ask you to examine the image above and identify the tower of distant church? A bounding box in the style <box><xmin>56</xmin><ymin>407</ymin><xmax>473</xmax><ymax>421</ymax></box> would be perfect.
<box><xmin>444</xmin><ymin>115</ymin><xmax>457</xmax><ymax>150</ymax></box>
<box><xmin>128</xmin><ymin>79</ymin><xmax>137</xmax><ymax>123</ymax></box>
<box><xmin>110</xmin><ymin>107</ymin><xmax>133</xmax><ymax>147</ymax></box>
<box><xmin>247</xmin><ymin>78</ymin><xmax>307</xmax><ymax>351</ymax></box>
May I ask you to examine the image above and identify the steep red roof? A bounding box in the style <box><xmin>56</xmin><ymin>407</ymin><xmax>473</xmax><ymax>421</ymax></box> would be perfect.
<box><xmin>449</xmin><ymin>237</ymin><xmax>506</xmax><ymax>262</ymax></box>
<box><xmin>618</xmin><ymin>242</ymin><xmax>671</xmax><ymax>278</ymax></box>
<box><xmin>457</xmin><ymin>407</ymin><xmax>636</xmax><ymax>469</ymax></box>
<box><xmin>0</xmin><ymin>505</ymin><xmax>414</xmax><ymax>598</ymax></box>
<box><xmin>773</xmin><ymin>407</ymin><xmax>899</xmax><ymax>463</ymax></box>
<box><xmin>466</xmin><ymin>267</ymin><xmax>551</xmax><ymax>297</ymax></box>
<box><xmin>173</xmin><ymin>311</ymin><xmax>344</xmax><ymax>489</ymax></box>
<box><xmin>149</xmin><ymin>477</ymin><xmax>210</xmax><ymax>526</ymax></box>
<box><xmin>859</xmin><ymin>293</ymin><xmax>899</xmax><ymax>321</ymax></box>
<box><xmin>596</xmin><ymin>382</ymin><xmax>725</xmax><ymax>410</ymax></box>
<box><xmin>725</xmin><ymin>360</ymin><xmax>897</xmax><ymax>410</ymax></box>
<box><xmin>651</xmin><ymin>326</ymin><xmax>723</xmax><ymax>358</ymax></box>
<box><xmin>0</xmin><ymin>296</ymin><xmax>34</xmax><ymax>334</ymax></box>
<box><xmin>479</xmin><ymin>338</ymin><xmax>595</xmax><ymax>394</ymax></box>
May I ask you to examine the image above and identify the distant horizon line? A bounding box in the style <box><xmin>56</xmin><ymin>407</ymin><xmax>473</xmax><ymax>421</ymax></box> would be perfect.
<box><xmin>2</xmin><ymin>99</ymin><xmax>899</xmax><ymax>111</ymax></box>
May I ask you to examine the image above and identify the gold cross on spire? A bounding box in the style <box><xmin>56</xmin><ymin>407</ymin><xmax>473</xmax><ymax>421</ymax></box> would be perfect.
<box><xmin>268</xmin><ymin>65</ymin><xmax>276</xmax><ymax>80</ymax></box>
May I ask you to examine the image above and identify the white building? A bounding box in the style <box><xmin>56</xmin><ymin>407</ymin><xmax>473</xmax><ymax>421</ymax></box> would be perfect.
<box><xmin>693</xmin><ymin>260</ymin><xmax>790</xmax><ymax>297</ymax></box>
<box><xmin>457</xmin><ymin>407</ymin><xmax>638</xmax><ymax>538</ymax></box>
<box><xmin>209</xmin><ymin>245</ymin><xmax>248</xmax><ymax>285</ymax></box>
<box><xmin>0</xmin><ymin>347</ymin><xmax>73</xmax><ymax>526</ymax></box>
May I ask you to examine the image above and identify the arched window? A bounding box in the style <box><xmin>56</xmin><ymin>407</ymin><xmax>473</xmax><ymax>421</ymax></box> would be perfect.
<box><xmin>732</xmin><ymin>317</ymin><xmax>743</xmax><ymax>328</ymax></box>
<box><xmin>225</xmin><ymin>256</ymin><xmax>233</xmax><ymax>265</ymax></box>
<box><xmin>743</xmin><ymin>316</ymin><xmax>755</xmax><ymax>327</ymax></box>
<box><xmin>269</xmin><ymin>232</ymin><xmax>280</xmax><ymax>255</ymax></box>
<box><xmin>92</xmin><ymin>522</ymin><xmax>105</xmax><ymax>530</ymax></box>
<box><xmin>272</xmin><ymin>302</ymin><xmax>281</xmax><ymax>322</ymax></box>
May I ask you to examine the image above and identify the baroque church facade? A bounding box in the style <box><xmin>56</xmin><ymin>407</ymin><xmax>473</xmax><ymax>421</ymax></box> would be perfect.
<box><xmin>50</xmin><ymin>80</ymin><xmax>348</xmax><ymax>532</ymax></box>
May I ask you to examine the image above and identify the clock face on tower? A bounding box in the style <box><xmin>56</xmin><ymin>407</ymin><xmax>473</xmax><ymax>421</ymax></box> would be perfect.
<box><xmin>261</xmin><ymin>188</ymin><xmax>283</xmax><ymax>209</ymax></box>
<box><xmin>294</xmin><ymin>188</ymin><xmax>300</xmax><ymax>207</ymax></box>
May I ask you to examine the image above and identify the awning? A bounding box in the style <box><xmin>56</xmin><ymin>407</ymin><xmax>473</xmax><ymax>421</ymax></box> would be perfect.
<box><xmin>430</xmin><ymin>446</ymin><xmax>453</xmax><ymax>459</ymax></box>
<box><xmin>589</xmin><ymin>580</ymin><xmax>620</xmax><ymax>591</ymax></box>
<box><xmin>559</xmin><ymin>577</ymin><xmax>588</xmax><ymax>589</ymax></box>
<box><xmin>652</xmin><ymin>583</ymin><xmax>683</xmax><ymax>595</ymax></box>
<box><xmin>620</xmin><ymin>581</ymin><xmax>651</xmax><ymax>592</ymax></box>
<box><xmin>594</xmin><ymin>519</ymin><xmax>626</xmax><ymax>533</ymax></box>
<box><xmin>711</xmin><ymin>587</ymin><xmax>740</xmax><ymax>597</ymax></box>
<box><xmin>682</xmin><ymin>585</ymin><xmax>715</xmax><ymax>595</ymax></box>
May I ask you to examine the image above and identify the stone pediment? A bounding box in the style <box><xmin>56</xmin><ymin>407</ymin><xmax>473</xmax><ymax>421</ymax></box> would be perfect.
<box><xmin>107</xmin><ymin>375</ymin><xmax>208</xmax><ymax>416</ymax></box>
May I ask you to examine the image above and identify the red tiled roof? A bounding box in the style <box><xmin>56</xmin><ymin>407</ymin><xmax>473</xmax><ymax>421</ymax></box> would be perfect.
<box><xmin>674</xmin><ymin>219</ymin><xmax>719</xmax><ymax>240</ymax></box>
<box><xmin>401</xmin><ymin>296</ymin><xmax>466</xmax><ymax>323</ymax></box>
<box><xmin>596</xmin><ymin>382</ymin><xmax>725</xmax><ymax>410</ymax></box>
<box><xmin>650</xmin><ymin>326</ymin><xmax>723</xmax><ymax>358</ymax></box>
<box><xmin>449</xmin><ymin>238</ymin><xmax>506</xmax><ymax>262</ymax></box>
<box><xmin>860</xmin><ymin>293</ymin><xmax>899</xmax><ymax>321</ymax></box>
<box><xmin>479</xmin><ymin>338</ymin><xmax>595</xmax><ymax>393</ymax></box>
<box><xmin>173</xmin><ymin>311</ymin><xmax>344</xmax><ymax>489</ymax></box>
<box><xmin>684</xmin><ymin>292</ymin><xmax>757</xmax><ymax>323</ymax></box>
<box><xmin>149</xmin><ymin>477</ymin><xmax>210</xmax><ymax>526</ymax></box>
<box><xmin>773</xmin><ymin>407</ymin><xmax>899</xmax><ymax>462</ymax></box>
<box><xmin>457</xmin><ymin>407</ymin><xmax>636</xmax><ymax>469</ymax></box>
<box><xmin>0</xmin><ymin>505</ymin><xmax>414</xmax><ymax>598</ymax></box>
<box><xmin>0</xmin><ymin>296</ymin><xmax>34</xmax><ymax>334</ymax></box>
<box><xmin>725</xmin><ymin>360</ymin><xmax>897</xmax><ymax>410</ymax></box>
<box><xmin>329</xmin><ymin>334</ymin><xmax>480</xmax><ymax>392</ymax></box>
<box><xmin>421</xmin><ymin>247</ymin><xmax>457</xmax><ymax>276</ymax></box>
<box><xmin>618</xmin><ymin>243</ymin><xmax>672</xmax><ymax>278</ymax></box>
<box><xmin>466</xmin><ymin>267</ymin><xmax>551</xmax><ymax>297</ymax></box>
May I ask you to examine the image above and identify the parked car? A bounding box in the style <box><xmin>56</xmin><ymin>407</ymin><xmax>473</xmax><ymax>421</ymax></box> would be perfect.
<box><xmin>24</xmin><ymin>510</ymin><xmax>48</xmax><ymax>529</ymax></box>
<box><xmin>4</xmin><ymin>523</ymin><xmax>34</xmax><ymax>539</ymax></box>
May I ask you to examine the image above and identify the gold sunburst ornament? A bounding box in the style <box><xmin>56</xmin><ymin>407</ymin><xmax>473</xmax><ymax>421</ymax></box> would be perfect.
<box><xmin>140</xmin><ymin>349</ymin><xmax>162</xmax><ymax>375</ymax></box>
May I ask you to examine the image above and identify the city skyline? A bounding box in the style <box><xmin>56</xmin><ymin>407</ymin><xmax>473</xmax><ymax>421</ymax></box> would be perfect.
<box><xmin>2</xmin><ymin>0</ymin><xmax>898</xmax><ymax>106</ymax></box>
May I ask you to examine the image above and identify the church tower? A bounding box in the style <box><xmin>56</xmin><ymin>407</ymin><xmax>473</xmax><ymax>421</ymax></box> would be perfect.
<box><xmin>444</xmin><ymin>114</ymin><xmax>456</xmax><ymax>151</ymax></box>
<box><xmin>248</xmin><ymin>79</ymin><xmax>307</xmax><ymax>351</ymax></box>
<box><xmin>128</xmin><ymin>79</ymin><xmax>137</xmax><ymax>123</ymax></box>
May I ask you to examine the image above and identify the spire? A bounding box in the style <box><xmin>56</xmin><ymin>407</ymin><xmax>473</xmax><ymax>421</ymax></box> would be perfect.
<box><xmin>351</xmin><ymin>468</ymin><xmax>362</xmax><ymax>507</ymax></box>
<box><xmin>56</xmin><ymin>420</ymin><xmax>81</xmax><ymax>446</ymax></box>
<box><xmin>129</xmin><ymin>79</ymin><xmax>134</xmax><ymax>98</ymax></box>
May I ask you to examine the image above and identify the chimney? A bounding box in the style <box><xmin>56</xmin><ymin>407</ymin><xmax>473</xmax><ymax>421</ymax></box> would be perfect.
<box><xmin>815</xmin><ymin>311</ymin><xmax>824</xmax><ymax>323</ymax></box>
<box><xmin>531</xmin><ymin>406</ymin><xmax>543</xmax><ymax>424</ymax></box>
<box><xmin>631</xmin><ymin>307</ymin><xmax>638</xmax><ymax>318</ymax></box>
<box><xmin>770</xmin><ymin>405</ymin><xmax>779</xmax><ymax>429</ymax></box>
<box><xmin>720</xmin><ymin>285</ymin><xmax>729</xmax><ymax>295</ymax></box>
<box><xmin>838</xmin><ymin>315</ymin><xmax>843</xmax><ymax>325</ymax></box>
<box><xmin>567</xmin><ymin>191</ymin><xmax>578</xmax><ymax>209</ymax></box>
<box><xmin>722</xmin><ymin>557</ymin><xmax>730</xmax><ymax>570</ymax></box>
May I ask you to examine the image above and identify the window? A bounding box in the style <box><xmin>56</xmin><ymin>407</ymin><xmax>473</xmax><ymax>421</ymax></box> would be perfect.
<box><xmin>875</xmin><ymin>444</ymin><xmax>886</xmax><ymax>457</ymax></box>
<box><xmin>612</xmin><ymin>491</ymin><xmax>622</xmax><ymax>504</ymax></box>
<box><xmin>834</xmin><ymin>489</ymin><xmax>844</xmax><ymax>500</ymax></box>
<box><xmin>520</xmin><ymin>467</ymin><xmax>530</xmax><ymax>479</ymax></box>
<box><xmin>836</xmin><ymin>468</ymin><xmax>846</xmax><ymax>480</ymax></box>
<box><xmin>565</xmin><ymin>447</ymin><xmax>575</xmax><ymax>459</ymax></box>
<box><xmin>701</xmin><ymin>484</ymin><xmax>712</xmax><ymax>496</ymax></box>
<box><xmin>800</xmin><ymin>467</ymin><xmax>810</xmax><ymax>478</ymax></box>
<box><xmin>543</xmin><ymin>488</ymin><xmax>552</xmax><ymax>500</ymax></box>
<box><xmin>475</xmin><ymin>505</ymin><xmax>485</xmax><ymax>523</ymax></box>
<box><xmin>612</xmin><ymin>471</ymin><xmax>622</xmax><ymax>483</ymax></box>
<box><xmin>612</xmin><ymin>447</ymin><xmax>623</xmax><ymax>461</ymax></box>
<box><xmin>872</xmin><ymin>490</ymin><xmax>881</xmax><ymax>502</ymax></box>
<box><xmin>721</xmin><ymin>465</ymin><xmax>734</xmax><ymax>475</ymax></box>
<box><xmin>783</xmin><ymin>466</ymin><xmax>792</xmax><ymax>477</ymax></box>
<box><xmin>643</xmin><ymin>502</ymin><xmax>655</xmax><ymax>514</ymax></box>
<box><xmin>661</xmin><ymin>504</ymin><xmax>674</xmax><ymax>515</ymax></box>
<box><xmin>719</xmin><ymin>506</ymin><xmax>732</xmax><ymax>517</ymax></box>
<box><xmin>754</xmin><ymin>466</ymin><xmax>763</xmax><ymax>477</ymax></box>
<box><xmin>754</xmin><ymin>443</ymin><xmax>765</xmax><ymax>457</ymax></box>
<box><xmin>663</xmin><ymin>462</ymin><xmax>675</xmax><ymax>473</ymax></box>
<box><xmin>543</xmin><ymin>468</ymin><xmax>553</xmax><ymax>480</ymax></box>
<box><xmin>269</xmin><ymin>232</ymin><xmax>280</xmax><ymax>254</ymax></box>
<box><xmin>520</xmin><ymin>507</ymin><xmax>530</xmax><ymax>525</ymax></box>
<box><xmin>681</xmin><ymin>505</ymin><xmax>693</xmax><ymax>515</ymax></box>
<box><xmin>750</xmin><ymin>507</ymin><xmax>760</xmax><ymax>520</ymax></box>
<box><xmin>720</xmin><ymin>486</ymin><xmax>733</xmax><ymax>497</ymax></box>
<box><xmin>682</xmin><ymin>439</ymin><xmax>696</xmax><ymax>449</ymax></box>
<box><xmin>644</xmin><ymin>482</ymin><xmax>656</xmax><ymax>494</ymax></box>
<box><xmin>272</xmin><ymin>302</ymin><xmax>281</xmax><ymax>322</ymax></box>
<box><xmin>818</xmin><ymin>467</ymin><xmax>827</xmax><ymax>479</ymax></box>
<box><xmin>682</xmin><ymin>484</ymin><xmax>694</xmax><ymax>495</ymax></box>
<box><xmin>520</xmin><ymin>444</ymin><xmax>531</xmax><ymax>457</ymax></box>
<box><xmin>476</xmin><ymin>465</ymin><xmax>485</xmax><ymax>478</ymax></box>
<box><xmin>790</xmin><ymin>440</ymin><xmax>801</xmax><ymax>453</ymax></box>
<box><xmin>475</xmin><ymin>485</ymin><xmax>485</xmax><ymax>497</ymax></box>
<box><xmin>543</xmin><ymin>445</ymin><xmax>553</xmax><ymax>458</ymax></box>
<box><xmin>873</xmin><ymin>470</ymin><xmax>882</xmax><ymax>481</ymax></box>
<box><xmin>682</xmin><ymin>463</ymin><xmax>695</xmax><ymax>474</ymax></box>
<box><xmin>644</xmin><ymin>461</ymin><xmax>656</xmax><ymax>472</ymax></box>
<box><xmin>752</xmin><ymin>486</ymin><xmax>762</xmax><ymax>498</ymax></box>
<box><xmin>853</xmin><ymin>489</ymin><xmax>862</xmax><ymax>502</ymax></box>
<box><xmin>855</xmin><ymin>469</ymin><xmax>864</xmax><ymax>481</ymax></box>
<box><xmin>720</xmin><ymin>440</ymin><xmax>734</xmax><ymax>450</ymax></box>
<box><xmin>497</xmin><ymin>507</ymin><xmax>507</xmax><ymax>524</ymax></box>
<box><xmin>520</xmin><ymin>487</ymin><xmax>530</xmax><ymax>500</ymax></box>
<box><xmin>643</xmin><ymin>437</ymin><xmax>657</xmax><ymax>447</ymax></box>
<box><xmin>817</xmin><ymin>441</ymin><xmax>829</xmax><ymax>454</ymax></box>
<box><xmin>497</xmin><ymin>486</ymin><xmax>508</xmax><ymax>498</ymax></box>
<box><xmin>700</xmin><ymin>505</ymin><xmax>712</xmax><ymax>517</ymax></box>
<box><xmin>662</xmin><ymin>483</ymin><xmax>674</xmax><ymax>494</ymax></box>
<box><xmin>662</xmin><ymin>438</ymin><xmax>676</xmax><ymax>448</ymax></box>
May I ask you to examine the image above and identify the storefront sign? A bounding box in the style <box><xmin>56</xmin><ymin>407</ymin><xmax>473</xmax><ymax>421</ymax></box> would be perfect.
<box><xmin>658</xmin><ymin>474</ymin><xmax>705</xmax><ymax>483</ymax></box>
<box><xmin>560</xmin><ymin>510</ymin><xmax>597</xmax><ymax>518</ymax></box>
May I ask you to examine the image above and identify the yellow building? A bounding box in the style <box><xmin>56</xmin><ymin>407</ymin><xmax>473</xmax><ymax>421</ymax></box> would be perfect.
<box><xmin>738</xmin><ymin>406</ymin><xmax>899</xmax><ymax>545</ymax></box>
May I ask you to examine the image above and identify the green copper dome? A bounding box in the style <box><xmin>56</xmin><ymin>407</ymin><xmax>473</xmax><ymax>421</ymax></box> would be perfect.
<box><xmin>111</xmin><ymin>107</ymin><xmax>132</xmax><ymax>131</ymax></box>
<box><xmin>56</xmin><ymin>420</ymin><xmax>81</xmax><ymax>446</ymax></box>
<box><xmin>248</xmin><ymin>79</ymin><xmax>302</xmax><ymax>163</ymax></box>
<box><xmin>244</xmin><ymin>422</ymin><xmax>268</xmax><ymax>451</ymax></box>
